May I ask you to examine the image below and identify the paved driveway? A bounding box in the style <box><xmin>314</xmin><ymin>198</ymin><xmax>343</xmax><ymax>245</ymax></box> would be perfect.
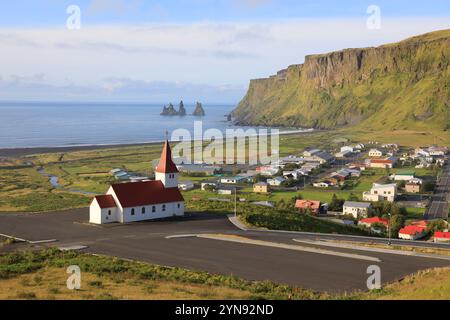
<box><xmin>0</xmin><ymin>209</ymin><xmax>449</xmax><ymax>292</ymax></box>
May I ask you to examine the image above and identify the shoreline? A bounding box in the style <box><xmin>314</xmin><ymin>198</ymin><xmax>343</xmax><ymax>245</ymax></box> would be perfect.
<box><xmin>0</xmin><ymin>129</ymin><xmax>318</xmax><ymax>157</ymax></box>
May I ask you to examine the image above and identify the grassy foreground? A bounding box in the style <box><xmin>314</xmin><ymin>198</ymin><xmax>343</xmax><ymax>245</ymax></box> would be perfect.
<box><xmin>0</xmin><ymin>249</ymin><xmax>449</xmax><ymax>300</ymax></box>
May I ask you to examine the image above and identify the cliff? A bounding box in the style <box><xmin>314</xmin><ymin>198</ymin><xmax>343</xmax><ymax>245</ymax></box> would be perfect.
<box><xmin>233</xmin><ymin>29</ymin><xmax>450</xmax><ymax>132</ymax></box>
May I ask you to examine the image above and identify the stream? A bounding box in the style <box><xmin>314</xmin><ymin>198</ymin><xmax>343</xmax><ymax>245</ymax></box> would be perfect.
<box><xmin>37</xmin><ymin>168</ymin><xmax>97</xmax><ymax>196</ymax></box>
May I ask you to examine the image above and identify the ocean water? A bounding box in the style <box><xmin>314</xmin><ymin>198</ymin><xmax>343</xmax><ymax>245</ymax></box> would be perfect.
<box><xmin>0</xmin><ymin>102</ymin><xmax>305</xmax><ymax>149</ymax></box>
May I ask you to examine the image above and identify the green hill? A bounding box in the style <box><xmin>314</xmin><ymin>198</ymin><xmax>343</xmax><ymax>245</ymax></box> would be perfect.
<box><xmin>233</xmin><ymin>30</ymin><xmax>450</xmax><ymax>134</ymax></box>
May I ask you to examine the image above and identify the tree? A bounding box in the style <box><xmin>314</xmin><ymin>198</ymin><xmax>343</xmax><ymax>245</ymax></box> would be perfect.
<box><xmin>347</xmin><ymin>193</ymin><xmax>359</xmax><ymax>202</ymax></box>
<box><xmin>427</xmin><ymin>220</ymin><xmax>447</xmax><ymax>234</ymax></box>
<box><xmin>389</xmin><ymin>215</ymin><xmax>405</xmax><ymax>237</ymax></box>
<box><xmin>329</xmin><ymin>194</ymin><xmax>345</xmax><ymax>212</ymax></box>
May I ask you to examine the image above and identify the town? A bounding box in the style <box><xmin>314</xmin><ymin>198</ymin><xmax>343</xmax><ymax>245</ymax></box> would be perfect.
<box><xmin>97</xmin><ymin>141</ymin><xmax>449</xmax><ymax>242</ymax></box>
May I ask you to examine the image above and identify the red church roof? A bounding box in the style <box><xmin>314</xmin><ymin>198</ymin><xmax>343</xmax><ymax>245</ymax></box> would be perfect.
<box><xmin>93</xmin><ymin>195</ymin><xmax>117</xmax><ymax>209</ymax></box>
<box><xmin>155</xmin><ymin>140</ymin><xmax>179</xmax><ymax>174</ymax></box>
<box><xmin>111</xmin><ymin>181</ymin><xmax>184</xmax><ymax>208</ymax></box>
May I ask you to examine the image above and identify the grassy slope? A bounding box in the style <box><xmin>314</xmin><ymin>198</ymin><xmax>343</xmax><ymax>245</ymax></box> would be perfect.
<box><xmin>0</xmin><ymin>249</ymin><xmax>449</xmax><ymax>300</ymax></box>
<box><xmin>233</xmin><ymin>29</ymin><xmax>450</xmax><ymax>135</ymax></box>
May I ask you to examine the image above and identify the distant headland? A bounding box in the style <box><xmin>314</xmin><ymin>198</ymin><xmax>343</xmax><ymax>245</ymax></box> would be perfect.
<box><xmin>161</xmin><ymin>101</ymin><xmax>205</xmax><ymax>116</ymax></box>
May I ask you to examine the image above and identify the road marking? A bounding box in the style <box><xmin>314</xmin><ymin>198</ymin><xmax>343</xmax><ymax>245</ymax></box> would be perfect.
<box><xmin>0</xmin><ymin>233</ymin><xmax>57</xmax><ymax>244</ymax></box>
<box><xmin>165</xmin><ymin>234</ymin><xmax>198</xmax><ymax>239</ymax></box>
<box><xmin>293</xmin><ymin>239</ymin><xmax>450</xmax><ymax>261</ymax></box>
<box><xmin>195</xmin><ymin>234</ymin><xmax>382</xmax><ymax>262</ymax></box>
<box><xmin>59</xmin><ymin>245</ymin><xmax>88</xmax><ymax>251</ymax></box>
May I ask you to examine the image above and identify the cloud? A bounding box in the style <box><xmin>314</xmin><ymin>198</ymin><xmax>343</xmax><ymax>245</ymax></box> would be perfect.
<box><xmin>1</xmin><ymin>17</ymin><xmax>450</xmax><ymax>102</ymax></box>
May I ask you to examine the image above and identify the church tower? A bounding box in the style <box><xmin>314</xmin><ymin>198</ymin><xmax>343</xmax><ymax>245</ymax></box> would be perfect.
<box><xmin>155</xmin><ymin>140</ymin><xmax>179</xmax><ymax>189</ymax></box>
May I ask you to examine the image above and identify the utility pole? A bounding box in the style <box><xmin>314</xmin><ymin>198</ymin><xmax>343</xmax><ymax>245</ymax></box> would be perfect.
<box><xmin>234</xmin><ymin>187</ymin><xmax>237</xmax><ymax>218</ymax></box>
<box><xmin>388</xmin><ymin>212</ymin><xmax>392</xmax><ymax>246</ymax></box>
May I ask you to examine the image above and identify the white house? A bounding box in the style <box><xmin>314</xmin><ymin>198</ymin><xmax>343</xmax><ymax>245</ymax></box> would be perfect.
<box><xmin>341</xmin><ymin>146</ymin><xmax>354</xmax><ymax>153</ymax></box>
<box><xmin>343</xmin><ymin>201</ymin><xmax>372</xmax><ymax>218</ymax></box>
<box><xmin>90</xmin><ymin>141</ymin><xmax>184</xmax><ymax>224</ymax></box>
<box><xmin>267</xmin><ymin>177</ymin><xmax>286</xmax><ymax>186</ymax></box>
<box><xmin>363</xmin><ymin>183</ymin><xmax>397</xmax><ymax>202</ymax></box>
<box><xmin>368</xmin><ymin>149</ymin><xmax>383</xmax><ymax>158</ymax></box>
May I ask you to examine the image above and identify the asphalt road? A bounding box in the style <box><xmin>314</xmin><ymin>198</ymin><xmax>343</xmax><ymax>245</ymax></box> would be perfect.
<box><xmin>425</xmin><ymin>164</ymin><xmax>450</xmax><ymax>220</ymax></box>
<box><xmin>1</xmin><ymin>209</ymin><xmax>449</xmax><ymax>293</ymax></box>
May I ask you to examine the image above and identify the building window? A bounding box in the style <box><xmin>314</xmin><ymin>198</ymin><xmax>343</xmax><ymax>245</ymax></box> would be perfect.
<box><xmin>177</xmin><ymin>204</ymin><xmax>181</xmax><ymax>209</ymax></box>
<box><xmin>108</xmin><ymin>210</ymin><xmax>111</xmax><ymax>216</ymax></box>
<box><xmin>152</xmin><ymin>206</ymin><xmax>156</xmax><ymax>213</ymax></box>
<box><xmin>131</xmin><ymin>208</ymin><xmax>135</xmax><ymax>216</ymax></box>
<box><xmin>142</xmin><ymin>207</ymin><xmax>146</xmax><ymax>214</ymax></box>
<box><xmin>162</xmin><ymin>205</ymin><xmax>166</xmax><ymax>212</ymax></box>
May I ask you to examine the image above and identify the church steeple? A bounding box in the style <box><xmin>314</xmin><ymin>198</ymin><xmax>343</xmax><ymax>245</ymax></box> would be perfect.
<box><xmin>155</xmin><ymin>140</ymin><xmax>179</xmax><ymax>188</ymax></box>
<box><xmin>155</xmin><ymin>140</ymin><xmax>179</xmax><ymax>174</ymax></box>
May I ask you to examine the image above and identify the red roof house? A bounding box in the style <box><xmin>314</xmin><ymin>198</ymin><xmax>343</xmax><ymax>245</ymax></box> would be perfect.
<box><xmin>434</xmin><ymin>231</ymin><xmax>450</xmax><ymax>242</ymax></box>
<box><xmin>359</xmin><ymin>217</ymin><xmax>389</xmax><ymax>227</ymax></box>
<box><xmin>398</xmin><ymin>225</ymin><xmax>427</xmax><ymax>240</ymax></box>
<box><xmin>295</xmin><ymin>200</ymin><xmax>321</xmax><ymax>214</ymax></box>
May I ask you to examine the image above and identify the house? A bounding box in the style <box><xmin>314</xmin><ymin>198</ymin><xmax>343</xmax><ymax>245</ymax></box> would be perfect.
<box><xmin>434</xmin><ymin>231</ymin><xmax>450</xmax><ymax>243</ymax></box>
<box><xmin>335</xmin><ymin>150</ymin><xmax>352</xmax><ymax>158</ymax></box>
<box><xmin>217</xmin><ymin>185</ymin><xmax>236</xmax><ymax>195</ymax></box>
<box><xmin>305</xmin><ymin>151</ymin><xmax>335</xmax><ymax>164</ymax></box>
<box><xmin>303</xmin><ymin>148</ymin><xmax>321</xmax><ymax>157</ymax></box>
<box><xmin>405</xmin><ymin>179</ymin><xmax>422</xmax><ymax>194</ymax></box>
<box><xmin>178</xmin><ymin>181</ymin><xmax>194</xmax><ymax>191</ymax></box>
<box><xmin>368</xmin><ymin>157</ymin><xmax>397</xmax><ymax>169</ymax></box>
<box><xmin>313</xmin><ymin>182</ymin><xmax>330</xmax><ymax>188</ymax></box>
<box><xmin>363</xmin><ymin>183</ymin><xmax>397</xmax><ymax>202</ymax></box>
<box><xmin>220</xmin><ymin>176</ymin><xmax>246</xmax><ymax>184</ymax></box>
<box><xmin>201</xmin><ymin>180</ymin><xmax>218</xmax><ymax>191</ymax></box>
<box><xmin>391</xmin><ymin>171</ymin><xmax>415</xmax><ymax>181</ymax></box>
<box><xmin>341</xmin><ymin>146</ymin><xmax>354</xmax><ymax>153</ymax></box>
<box><xmin>177</xmin><ymin>164</ymin><xmax>219</xmax><ymax>176</ymax></box>
<box><xmin>358</xmin><ymin>217</ymin><xmax>389</xmax><ymax>228</ymax></box>
<box><xmin>90</xmin><ymin>140</ymin><xmax>184</xmax><ymax>224</ymax></box>
<box><xmin>253</xmin><ymin>182</ymin><xmax>269</xmax><ymax>194</ymax></box>
<box><xmin>267</xmin><ymin>177</ymin><xmax>286</xmax><ymax>186</ymax></box>
<box><xmin>368</xmin><ymin>149</ymin><xmax>383</xmax><ymax>158</ymax></box>
<box><xmin>256</xmin><ymin>165</ymin><xmax>279</xmax><ymax>177</ymax></box>
<box><xmin>295</xmin><ymin>200</ymin><xmax>321</xmax><ymax>215</ymax></box>
<box><xmin>398</xmin><ymin>225</ymin><xmax>427</xmax><ymax>240</ymax></box>
<box><xmin>279</xmin><ymin>156</ymin><xmax>304</xmax><ymax>166</ymax></box>
<box><xmin>343</xmin><ymin>201</ymin><xmax>372</xmax><ymax>218</ymax></box>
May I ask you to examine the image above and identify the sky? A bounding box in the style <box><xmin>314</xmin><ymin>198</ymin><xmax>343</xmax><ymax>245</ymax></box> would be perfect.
<box><xmin>0</xmin><ymin>0</ymin><xmax>450</xmax><ymax>103</ymax></box>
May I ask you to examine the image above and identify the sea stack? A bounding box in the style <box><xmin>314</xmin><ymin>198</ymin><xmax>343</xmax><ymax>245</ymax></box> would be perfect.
<box><xmin>192</xmin><ymin>102</ymin><xmax>206</xmax><ymax>116</ymax></box>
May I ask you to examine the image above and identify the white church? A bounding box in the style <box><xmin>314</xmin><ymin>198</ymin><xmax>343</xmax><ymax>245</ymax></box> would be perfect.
<box><xmin>89</xmin><ymin>140</ymin><xmax>185</xmax><ymax>224</ymax></box>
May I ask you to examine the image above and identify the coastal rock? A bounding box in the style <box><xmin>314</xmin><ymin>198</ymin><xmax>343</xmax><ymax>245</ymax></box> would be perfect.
<box><xmin>161</xmin><ymin>101</ymin><xmax>187</xmax><ymax>116</ymax></box>
<box><xmin>192</xmin><ymin>102</ymin><xmax>206</xmax><ymax>116</ymax></box>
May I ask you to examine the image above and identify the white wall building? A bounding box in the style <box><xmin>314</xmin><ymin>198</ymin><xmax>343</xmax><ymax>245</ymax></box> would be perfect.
<box><xmin>343</xmin><ymin>201</ymin><xmax>372</xmax><ymax>218</ymax></box>
<box><xmin>90</xmin><ymin>141</ymin><xmax>185</xmax><ymax>224</ymax></box>
<box><xmin>368</xmin><ymin>149</ymin><xmax>383</xmax><ymax>158</ymax></box>
<box><xmin>363</xmin><ymin>183</ymin><xmax>397</xmax><ymax>202</ymax></box>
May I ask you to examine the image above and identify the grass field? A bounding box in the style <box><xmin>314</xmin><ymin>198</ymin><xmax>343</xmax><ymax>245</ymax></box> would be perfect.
<box><xmin>0</xmin><ymin>130</ymin><xmax>445</xmax><ymax>212</ymax></box>
<box><xmin>0</xmin><ymin>249</ymin><xmax>449</xmax><ymax>300</ymax></box>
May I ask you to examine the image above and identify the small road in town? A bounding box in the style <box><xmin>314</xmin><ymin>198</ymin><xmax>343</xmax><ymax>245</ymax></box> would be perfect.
<box><xmin>0</xmin><ymin>209</ymin><xmax>449</xmax><ymax>293</ymax></box>
<box><xmin>425</xmin><ymin>163</ymin><xmax>450</xmax><ymax>221</ymax></box>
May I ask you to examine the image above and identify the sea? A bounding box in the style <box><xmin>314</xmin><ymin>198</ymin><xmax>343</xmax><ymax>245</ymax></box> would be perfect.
<box><xmin>0</xmin><ymin>101</ymin><xmax>310</xmax><ymax>149</ymax></box>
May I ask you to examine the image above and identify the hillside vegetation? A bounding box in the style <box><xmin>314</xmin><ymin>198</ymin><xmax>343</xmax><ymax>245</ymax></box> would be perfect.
<box><xmin>233</xmin><ymin>29</ymin><xmax>450</xmax><ymax>134</ymax></box>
